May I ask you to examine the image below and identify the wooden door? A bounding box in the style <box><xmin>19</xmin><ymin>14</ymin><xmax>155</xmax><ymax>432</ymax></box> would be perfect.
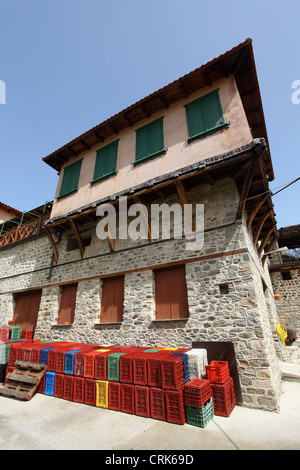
<box><xmin>58</xmin><ymin>283</ymin><xmax>78</xmax><ymax>325</ymax></box>
<box><xmin>13</xmin><ymin>290</ymin><xmax>42</xmax><ymax>331</ymax></box>
<box><xmin>100</xmin><ymin>276</ymin><xmax>124</xmax><ymax>323</ymax></box>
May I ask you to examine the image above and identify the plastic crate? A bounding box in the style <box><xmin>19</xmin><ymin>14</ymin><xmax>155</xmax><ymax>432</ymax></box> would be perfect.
<box><xmin>10</xmin><ymin>326</ymin><xmax>21</xmax><ymax>342</ymax></box>
<box><xmin>135</xmin><ymin>385</ymin><xmax>150</xmax><ymax>418</ymax></box>
<box><xmin>54</xmin><ymin>373</ymin><xmax>64</xmax><ymax>398</ymax></box>
<box><xmin>65</xmin><ymin>349</ymin><xmax>82</xmax><ymax>375</ymax></box>
<box><xmin>85</xmin><ymin>378</ymin><xmax>96</xmax><ymax>406</ymax></box>
<box><xmin>5</xmin><ymin>365</ymin><xmax>14</xmax><ymax>383</ymax></box>
<box><xmin>165</xmin><ymin>389</ymin><xmax>185</xmax><ymax>425</ymax></box>
<box><xmin>107</xmin><ymin>352</ymin><xmax>125</xmax><ymax>382</ymax></box>
<box><xmin>0</xmin><ymin>343</ymin><xmax>11</xmax><ymax>364</ymax></box>
<box><xmin>94</xmin><ymin>350</ymin><xmax>111</xmax><ymax>380</ymax></box>
<box><xmin>37</xmin><ymin>373</ymin><xmax>46</xmax><ymax>394</ymax></box>
<box><xmin>184</xmin><ymin>378</ymin><xmax>212</xmax><ymax>408</ymax></box>
<box><xmin>0</xmin><ymin>326</ymin><xmax>10</xmax><ymax>342</ymax></box>
<box><xmin>73</xmin><ymin>376</ymin><xmax>85</xmax><ymax>403</ymax></box>
<box><xmin>96</xmin><ymin>380</ymin><xmax>109</xmax><ymax>408</ymax></box>
<box><xmin>161</xmin><ymin>356</ymin><xmax>185</xmax><ymax>390</ymax></box>
<box><xmin>132</xmin><ymin>354</ymin><xmax>148</xmax><ymax>385</ymax></box>
<box><xmin>74</xmin><ymin>347</ymin><xmax>100</xmax><ymax>377</ymax></box>
<box><xmin>186</xmin><ymin>349</ymin><xmax>208</xmax><ymax>379</ymax></box>
<box><xmin>185</xmin><ymin>398</ymin><xmax>214</xmax><ymax>428</ymax></box>
<box><xmin>147</xmin><ymin>351</ymin><xmax>170</xmax><ymax>388</ymax></box>
<box><xmin>205</xmin><ymin>361</ymin><xmax>230</xmax><ymax>384</ymax></box>
<box><xmin>121</xmin><ymin>383</ymin><xmax>135</xmax><ymax>414</ymax></box>
<box><xmin>119</xmin><ymin>354</ymin><xmax>133</xmax><ymax>383</ymax></box>
<box><xmin>63</xmin><ymin>375</ymin><xmax>74</xmax><ymax>401</ymax></box>
<box><xmin>40</xmin><ymin>347</ymin><xmax>56</xmax><ymax>365</ymax></box>
<box><xmin>150</xmin><ymin>387</ymin><xmax>166</xmax><ymax>421</ymax></box>
<box><xmin>20</xmin><ymin>330</ymin><xmax>34</xmax><ymax>340</ymax></box>
<box><xmin>44</xmin><ymin>371</ymin><xmax>56</xmax><ymax>396</ymax></box>
<box><xmin>108</xmin><ymin>382</ymin><xmax>121</xmax><ymax>411</ymax></box>
<box><xmin>211</xmin><ymin>377</ymin><xmax>236</xmax><ymax>417</ymax></box>
<box><xmin>171</xmin><ymin>353</ymin><xmax>190</xmax><ymax>383</ymax></box>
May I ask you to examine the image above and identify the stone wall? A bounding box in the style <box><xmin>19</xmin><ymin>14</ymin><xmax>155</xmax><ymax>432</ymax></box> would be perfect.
<box><xmin>0</xmin><ymin>177</ymin><xmax>281</xmax><ymax>411</ymax></box>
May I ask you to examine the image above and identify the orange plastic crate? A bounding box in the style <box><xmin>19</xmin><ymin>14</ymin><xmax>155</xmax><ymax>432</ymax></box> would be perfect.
<box><xmin>205</xmin><ymin>361</ymin><xmax>230</xmax><ymax>384</ymax></box>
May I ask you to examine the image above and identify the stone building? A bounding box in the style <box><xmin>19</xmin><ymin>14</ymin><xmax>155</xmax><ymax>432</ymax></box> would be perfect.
<box><xmin>0</xmin><ymin>39</ymin><xmax>283</xmax><ymax>411</ymax></box>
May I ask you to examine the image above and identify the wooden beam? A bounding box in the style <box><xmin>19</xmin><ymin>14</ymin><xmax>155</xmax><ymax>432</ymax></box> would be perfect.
<box><xmin>133</xmin><ymin>196</ymin><xmax>152</xmax><ymax>242</ymax></box>
<box><xmin>253</xmin><ymin>210</ymin><xmax>272</xmax><ymax>245</ymax></box>
<box><xmin>69</xmin><ymin>219</ymin><xmax>85</xmax><ymax>258</ymax></box>
<box><xmin>175</xmin><ymin>179</ymin><xmax>195</xmax><ymax>231</ymax></box>
<box><xmin>262</xmin><ymin>236</ymin><xmax>277</xmax><ymax>265</ymax></box>
<box><xmin>233</xmin><ymin>159</ymin><xmax>251</xmax><ymax>181</ymax></box>
<box><xmin>203</xmin><ymin>171</ymin><xmax>214</xmax><ymax>186</ymax></box>
<box><xmin>46</xmin><ymin>229</ymin><xmax>59</xmax><ymax>264</ymax></box>
<box><xmin>106</xmin><ymin>221</ymin><xmax>115</xmax><ymax>252</ymax></box>
<box><xmin>156</xmin><ymin>189</ymin><xmax>167</xmax><ymax>199</ymax></box>
<box><xmin>258</xmin><ymin>227</ymin><xmax>275</xmax><ymax>256</ymax></box>
<box><xmin>247</xmin><ymin>196</ymin><xmax>269</xmax><ymax>229</ymax></box>
<box><xmin>236</xmin><ymin>161</ymin><xmax>256</xmax><ymax>219</ymax></box>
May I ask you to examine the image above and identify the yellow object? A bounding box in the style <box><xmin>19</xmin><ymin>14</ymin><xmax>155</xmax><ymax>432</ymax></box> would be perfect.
<box><xmin>276</xmin><ymin>324</ymin><xmax>288</xmax><ymax>349</ymax></box>
<box><xmin>163</xmin><ymin>348</ymin><xmax>178</xmax><ymax>350</ymax></box>
<box><xmin>96</xmin><ymin>380</ymin><xmax>109</xmax><ymax>408</ymax></box>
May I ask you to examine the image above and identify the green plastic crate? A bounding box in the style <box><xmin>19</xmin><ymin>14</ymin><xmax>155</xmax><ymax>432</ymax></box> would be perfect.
<box><xmin>10</xmin><ymin>326</ymin><xmax>21</xmax><ymax>341</ymax></box>
<box><xmin>0</xmin><ymin>343</ymin><xmax>11</xmax><ymax>364</ymax></box>
<box><xmin>107</xmin><ymin>353</ymin><xmax>125</xmax><ymax>381</ymax></box>
<box><xmin>185</xmin><ymin>398</ymin><xmax>214</xmax><ymax>428</ymax></box>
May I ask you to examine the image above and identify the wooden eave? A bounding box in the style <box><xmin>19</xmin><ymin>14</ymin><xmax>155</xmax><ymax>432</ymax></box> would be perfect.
<box><xmin>42</xmin><ymin>38</ymin><xmax>274</xmax><ymax>182</ymax></box>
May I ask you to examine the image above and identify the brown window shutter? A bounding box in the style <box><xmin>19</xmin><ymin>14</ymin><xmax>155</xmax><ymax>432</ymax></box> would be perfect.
<box><xmin>58</xmin><ymin>283</ymin><xmax>78</xmax><ymax>325</ymax></box>
<box><xmin>155</xmin><ymin>266</ymin><xmax>189</xmax><ymax>320</ymax></box>
<box><xmin>100</xmin><ymin>276</ymin><xmax>124</xmax><ymax>323</ymax></box>
<box><xmin>13</xmin><ymin>290</ymin><xmax>42</xmax><ymax>331</ymax></box>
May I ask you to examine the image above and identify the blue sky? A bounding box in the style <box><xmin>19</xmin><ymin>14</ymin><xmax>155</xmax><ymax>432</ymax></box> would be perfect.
<box><xmin>0</xmin><ymin>0</ymin><xmax>299</xmax><ymax>229</ymax></box>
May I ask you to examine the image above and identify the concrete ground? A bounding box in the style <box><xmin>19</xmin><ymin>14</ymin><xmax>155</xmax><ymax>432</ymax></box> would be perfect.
<box><xmin>0</xmin><ymin>361</ymin><xmax>300</xmax><ymax>451</ymax></box>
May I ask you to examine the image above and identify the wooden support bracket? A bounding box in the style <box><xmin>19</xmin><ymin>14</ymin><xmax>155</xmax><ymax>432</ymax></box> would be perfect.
<box><xmin>69</xmin><ymin>219</ymin><xmax>85</xmax><ymax>258</ymax></box>
<box><xmin>258</xmin><ymin>227</ymin><xmax>275</xmax><ymax>256</ymax></box>
<box><xmin>133</xmin><ymin>195</ymin><xmax>152</xmax><ymax>242</ymax></box>
<box><xmin>46</xmin><ymin>228</ymin><xmax>59</xmax><ymax>264</ymax></box>
<box><xmin>175</xmin><ymin>179</ymin><xmax>195</xmax><ymax>231</ymax></box>
<box><xmin>236</xmin><ymin>160</ymin><xmax>256</xmax><ymax>219</ymax></box>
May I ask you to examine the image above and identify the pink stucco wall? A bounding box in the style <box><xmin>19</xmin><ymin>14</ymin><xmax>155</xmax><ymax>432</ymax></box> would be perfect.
<box><xmin>0</xmin><ymin>208</ymin><xmax>19</xmax><ymax>224</ymax></box>
<box><xmin>51</xmin><ymin>75</ymin><xmax>252</xmax><ymax>219</ymax></box>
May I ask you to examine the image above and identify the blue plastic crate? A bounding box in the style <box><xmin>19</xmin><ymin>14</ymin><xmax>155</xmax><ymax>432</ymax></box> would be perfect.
<box><xmin>171</xmin><ymin>353</ymin><xmax>190</xmax><ymax>383</ymax></box>
<box><xmin>64</xmin><ymin>350</ymin><xmax>82</xmax><ymax>375</ymax></box>
<box><xmin>40</xmin><ymin>347</ymin><xmax>56</xmax><ymax>365</ymax></box>
<box><xmin>44</xmin><ymin>371</ymin><xmax>56</xmax><ymax>396</ymax></box>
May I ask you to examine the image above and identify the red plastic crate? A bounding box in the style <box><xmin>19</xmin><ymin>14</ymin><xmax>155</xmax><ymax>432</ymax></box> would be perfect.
<box><xmin>211</xmin><ymin>377</ymin><xmax>236</xmax><ymax>417</ymax></box>
<box><xmin>132</xmin><ymin>354</ymin><xmax>148</xmax><ymax>385</ymax></box>
<box><xmin>150</xmin><ymin>387</ymin><xmax>166</xmax><ymax>421</ymax></box>
<box><xmin>85</xmin><ymin>378</ymin><xmax>96</xmax><ymax>406</ymax></box>
<box><xmin>63</xmin><ymin>375</ymin><xmax>74</xmax><ymax>401</ymax></box>
<box><xmin>20</xmin><ymin>330</ymin><xmax>34</xmax><ymax>340</ymax></box>
<box><xmin>83</xmin><ymin>350</ymin><xmax>99</xmax><ymax>378</ymax></box>
<box><xmin>161</xmin><ymin>356</ymin><xmax>184</xmax><ymax>390</ymax></box>
<box><xmin>54</xmin><ymin>373</ymin><xmax>64</xmax><ymax>398</ymax></box>
<box><xmin>5</xmin><ymin>366</ymin><xmax>14</xmax><ymax>382</ymax></box>
<box><xmin>184</xmin><ymin>378</ymin><xmax>212</xmax><ymax>407</ymax></box>
<box><xmin>37</xmin><ymin>373</ymin><xmax>46</xmax><ymax>394</ymax></box>
<box><xmin>108</xmin><ymin>382</ymin><xmax>121</xmax><ymax>411</ymax></box>
<box><xmin>119</xmin><ymin>354</ymin><xmax>133</xmax><ymax>383</ymax></box>
<box><xmin>74</xmin><ymin>347</ymin><xmax>99</xmax><ymax>377</ymax></box>
<box><xmin>0</xmin><ymin>327</ymin><xmax>10</xmax><ymax>342</ymax></box>
<box><xmin>205</xmin><ymin>361</ymin><xmax>230</xmax><ymax>384</ymax></box>
<box><xmin>147</xmin><ymin>351</ymin><xmax>170</xmax><ymax>388</ymax></box>
<box><xmin>135</xmin><ymin>385</ymin><xmax>150</xmax><ymax>418</ymax></box>
<box><xmin>94</xmin><ymin>350</ymin><xmax>111</xmax><ymax>380</ymax></box>
<box><xmin>165</xmin><ymin>389</ymin><xmax>185</xmax><ymax>425</ymax></box>
<box><xmin>121</xmin><ymin>383</ymin><xmax>135</xmax><ymax>414</ymax></box>
<box><xmin>73</xmin><ymin>376</ymin><xmax>85</xmax><ymax>403</ymax></box>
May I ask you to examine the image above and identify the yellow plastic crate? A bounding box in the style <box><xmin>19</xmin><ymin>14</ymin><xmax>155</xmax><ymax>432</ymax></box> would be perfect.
<box><xmin>96</xmin><ymin>380</ymin><xmax>109</xmax><ymax>408</ymax></box>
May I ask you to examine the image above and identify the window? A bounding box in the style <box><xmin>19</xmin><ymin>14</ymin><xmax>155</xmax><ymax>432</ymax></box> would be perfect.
<box><xmin>91</xmin><ymin>140</ymin><xmax>119</xmax><ymax>185</ymax></box>
<box><xmin>155</xmin><ymin>265</ymin><xmax>189</xmax><ymax>320</ymax></box>
<box><xmin>58</xmin><ymin>159</ymin><xmax>82</xmax><ymax>199</ymax></box>
<box><xmin>100</xmin><ymin>276</ymin><xmax>124</xmax><ymax>323</ymax></box>
<box><xmin>135</xmin><ymin>117</ymin><xmax>166</xmax><ymax>166</ymax></box>
<box><xmin>58</xmin><ymin>283</ymin><xmax>78</xmax><ymax>325</ymax></box>
<box><xmin>281</xmin><ymin>271</ymin><xmax>292</xmax><ymax>281</ymax></box>
<box><xmin>184</xmin><ymin>89</ymin><xmax>229</xmax><ymax>143</ymax></box>
<box><xmin>13</xmin><ymin>290</ymin><xmax>42</xmax><ymax>331</ymax></box>
<box><xmin>219</xmin><ymin>283</ymin><xmax>229</xmax><ymax>295</ymax></box>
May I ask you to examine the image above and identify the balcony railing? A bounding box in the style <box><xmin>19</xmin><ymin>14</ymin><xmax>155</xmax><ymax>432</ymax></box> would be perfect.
<box><xmin>0</xmin><ymin>217</ymin><xmax>44</xmax><ymax>248</ymax></box>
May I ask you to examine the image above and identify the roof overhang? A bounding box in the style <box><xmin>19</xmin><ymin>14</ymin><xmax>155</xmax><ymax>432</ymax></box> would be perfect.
<box><xmin>42</xmin><ymin>38</ymin><xmax>274</xmax><ymax>182</ymax></box>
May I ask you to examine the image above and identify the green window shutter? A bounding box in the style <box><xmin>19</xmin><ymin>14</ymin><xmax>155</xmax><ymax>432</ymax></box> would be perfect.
<box><xmin>92</xmin><ymin>140</ymin><xmax>119</xmax><ymax>184</ymax></box>
<box><xmin>135</xmin><ymin>117</ymin><xmax>166</xmax><ymax>166</ymax></box>
<box><xmin>185</xmin><ymin>89</ymin><xmax>229</xmax><ymax>143</ymax></box>
<box><xmin>58</xmin><ymin>159</ymin><xmax>82</xmax><ymax>199</ymax></box>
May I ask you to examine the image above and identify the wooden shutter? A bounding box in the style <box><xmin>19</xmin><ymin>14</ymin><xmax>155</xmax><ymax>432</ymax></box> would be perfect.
<box><xmin>59</xmin><ymin>159</ymin><xmax>82</xmax><ymax>198</ymax></box>
<box><xmin>12</xmin><ymin>290</ymin><xmax>42</xmax><ymax>331</ymax></box>
<box><xmin>155</xmin><ymin>266</ymin><xmax>189</xmax><ymax>320</ymax></box>
<box><xmin>93</xmin><ymin>140</ymin><xmax>119</xmax><ymax>183</ymax></box>
<box><xmin>135</xmin><ymin>117</ymin><xmax>166</xmax><ymax>165</ymax></box>
<box><xmin>185</xmin><ymin>89</ymin><xmax>228</xmax><ymax>142</ymax></box>
<box><xmin>58</xmin><ymin>283</ymin><xmax>78</xmax><ymax>324</ymax></box>
<box><xmin>100</xmin><ymin>276</ymin><xmax>124</xmax><ymax>323</ymax></box>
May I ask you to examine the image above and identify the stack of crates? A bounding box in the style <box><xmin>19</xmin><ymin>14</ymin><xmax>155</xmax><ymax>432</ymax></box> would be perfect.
<box><xmin>186</xmin><ymin>349</ymin><xmax>208</xmax><ymax>379</ymax></box>
<box><xmin>184</xmin><ymin>378</ymin><xmax>214</xmax><ymax>428</ymax></box>
<box><xmin>205</xmin><ymin>361</ymin><xmax>236</xmax><ymax>417</ymax></box>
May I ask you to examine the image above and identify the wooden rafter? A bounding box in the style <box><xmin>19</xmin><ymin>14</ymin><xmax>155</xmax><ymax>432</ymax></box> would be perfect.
<box><xmin>133</xmin><ymin>196</ymin><xmax>152</xmax><ymax>242</ymax></box>
<box><xmin>69</xmin><ymin>219</ymin><xmax>85</xmax><ymax>258</ymax></box>
<box><xmin>258</xmin><ymin>227</ymin><xmax>275</xmax><ymax>256</ymax></box>
<box><xmin>253</xmin><ymin>210</ymin><xmax>272</xmax><ymax>245</ymax></box>
<box><xmin>247</xmin><ymin>195</ymin><xmax>268</xmax><ymax>229</ymax></box>
<box><xmin>236</xmin><ymin>160</ymin><xmax>256</xmax><ymax>219</ymax></box>
<box><xmin>262</xmin><ymin>236</ymin><xmax>277</xmax><ymax>265</ymax></box>
<box><xmin>175</xmin><ymin>179</ymin><xmax>195</xmax><ymax>231</ymax></box>
<box><xmin>46</xmin><ymin>228</ymin><xmax>59</xmax><ymax>264</ymax></box>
